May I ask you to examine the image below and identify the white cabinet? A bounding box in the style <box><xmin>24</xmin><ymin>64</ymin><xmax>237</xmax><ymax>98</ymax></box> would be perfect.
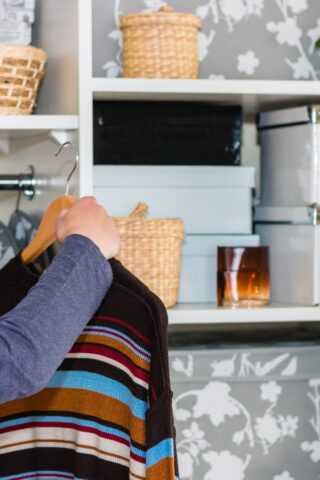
<box><xmin>79</xmin><ymin>0</ymin><xmax>320</xmax><ymax>325</ymax></box>
<box><xmin>1</xmin><ymin>0</ymin><xmax>320</xmax><ymax>325</ymax></box>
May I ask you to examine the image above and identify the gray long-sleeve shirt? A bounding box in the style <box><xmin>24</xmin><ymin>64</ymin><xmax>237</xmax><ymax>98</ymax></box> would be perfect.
<box><xmin>0</xmin><ymin>234</ymin><xmax>113</xmax><ymax>405</ymax></box>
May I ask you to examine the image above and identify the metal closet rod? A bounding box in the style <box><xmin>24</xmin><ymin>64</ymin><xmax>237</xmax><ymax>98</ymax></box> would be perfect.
<box><xmin>0</xmin><ymin>166</ymin><xmax>35</xmax><ymax>199</ymax></box>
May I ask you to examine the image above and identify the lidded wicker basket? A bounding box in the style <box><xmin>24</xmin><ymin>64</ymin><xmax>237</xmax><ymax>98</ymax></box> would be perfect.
<box><xmin>0</xmin><ymin>45</ymin><xmax>47</xmax><ymax>115</ymax></box>
<box><xmin>114</xmin><ymin>202</ymin><xmax>185</xmax><ymax>308</ymax></box>
<box><xmin>120</xmin><ymin>5</ymin><xmax>201</xmax><ymax>79</ymax></box>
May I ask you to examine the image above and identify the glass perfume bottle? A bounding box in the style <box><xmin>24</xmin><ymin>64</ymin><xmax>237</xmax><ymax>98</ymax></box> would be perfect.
<box><xmin>217</xmin><ymin>246</ymin><xmax>270</xmax><ymax>308</ymax></box>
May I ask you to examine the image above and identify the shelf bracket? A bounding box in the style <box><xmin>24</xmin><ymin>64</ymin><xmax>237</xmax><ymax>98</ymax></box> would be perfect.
<box><xmin>49</xmin><ymin>129</ymin><xmax>77</xmax><ymax>146</ymax></box>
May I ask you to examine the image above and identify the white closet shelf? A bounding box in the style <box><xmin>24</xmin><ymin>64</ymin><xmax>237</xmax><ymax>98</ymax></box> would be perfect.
<box><xmin>0</xmin><ymin>115</ymin><xmax>78</xmax><ymax>140</ymax></box>
<box><xmin>167</xmin><ymin>303</ymin><xmax>320</xmax><ymax>325</ymax></box>
<box><xmin>92</xmin><ymin>78</ymin><xmax>320</xmax><ymax>115</ymax></box>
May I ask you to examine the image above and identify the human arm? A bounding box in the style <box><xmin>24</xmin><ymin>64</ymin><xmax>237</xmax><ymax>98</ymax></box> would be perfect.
<box><xmin>0</xmin><ymin>197</ymin><xmax>119</xmax><ymax>404</ymax></box>
<box><xmin>0</xmin><ymin>234</ymin><xmax>113</xmax><ymax>404</ymax></box>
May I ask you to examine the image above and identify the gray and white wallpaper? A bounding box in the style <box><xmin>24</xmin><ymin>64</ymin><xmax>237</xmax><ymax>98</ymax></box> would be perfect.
<box><xmin>170</xmin><ymin>344</ymin><xmax>320</xmax><ymax>480</ymax></box>
<box><xmin>92</xmin><ymin>0</ymin><xmax>320</xmax><ymax>80</ymax></box>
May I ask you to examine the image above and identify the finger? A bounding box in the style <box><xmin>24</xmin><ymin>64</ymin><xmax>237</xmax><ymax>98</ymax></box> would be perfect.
<box><xmin>56</xmin><ymin>209</ymin><xmax>69</xmax><ymax>221</ymax></box>
<box><xmin>78</xmin><ymin>196</ymin><xmax>97</xmax><ymax>204</ymax></box>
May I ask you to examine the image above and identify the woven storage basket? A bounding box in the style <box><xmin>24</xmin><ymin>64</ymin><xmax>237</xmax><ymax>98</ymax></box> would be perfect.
<box><xmin>114</xmin><ymin>202</ymin><xmax>185</xmax><ymax>308</ymax></box>
<box><xmin>0</xmin><ymin>45</ymin><xmax>47</xmax><ymax>115</ymax></box>
<box><xmin>120</xmin><ymin>5</ymin><xmax>201</xmax><ymax>79</ymax></box>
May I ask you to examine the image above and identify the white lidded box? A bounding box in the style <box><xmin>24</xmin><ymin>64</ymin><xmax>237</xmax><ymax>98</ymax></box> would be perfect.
<box><xmin>255</xmin><ymin>223</ymin><xmax>320</xmax><ymax>305</ymax></box>
<box><xmin>94</xmin><ymin>166</ymin><xmax>254</xmax><ymax>234</ymax></box>
<box><xmin>255</xmin><ymin>105</ymin><xmax>320</xmax><ymax>305</ymax></box>
<box><xmin>257</xmin><ymin>105</ymin><xmax>320</xmax><ymax>223</ymax></box>
<box><xmin>179</xmin><ymin>234</ymin><xmax>260</xmax><ymax>303</ymax></box>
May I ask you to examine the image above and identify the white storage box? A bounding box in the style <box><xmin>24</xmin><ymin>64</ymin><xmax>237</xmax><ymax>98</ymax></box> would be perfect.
<box><xmin>0</xmin><ymin>0</ymin><xmax>35</xmax><ymax>45</ymax></box>
<box><xmin>170</xmin><ymin>342</ymin><xmax>320</xmax><ymax>480</ymax></box>
<box><xmin>94</xmin><ymin>166</ymin><xmax>254</xmax><ymax>234</ymax></box>
<box><xmin>257</xmin><ymin>105</ymin><xmax>320</xmax><ymax>215</ymax></box>
<box><xmin>179</xmin><ymin>234</ymin><xmax>260</xmax><ymax>303</ymax></box>
<box><xmin>255</xmin><ymin>223</ymin><xmax>320</xmax><ymax>305</ymax></box>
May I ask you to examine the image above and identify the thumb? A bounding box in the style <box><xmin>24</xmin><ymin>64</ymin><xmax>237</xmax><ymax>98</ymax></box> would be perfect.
<box><xmin>56</xmin><ymin>209</ymin><xmax>69</xmax><ymax>244</ymax></box>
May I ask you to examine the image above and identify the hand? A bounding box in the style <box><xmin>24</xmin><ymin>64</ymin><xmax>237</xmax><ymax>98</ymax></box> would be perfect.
<box><xmin>56</xmin><ymin>196</ymin><xmax>120</xmax><ymax>260</ymax></box>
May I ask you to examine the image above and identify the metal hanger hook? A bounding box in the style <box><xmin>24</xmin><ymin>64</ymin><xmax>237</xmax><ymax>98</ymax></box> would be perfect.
<box><xmin>54</xmin><ymin>141</ymin><xmax>79</xmax><ymax>196</ymax></box>
<box><xmin>15</xmin><ymin>183</ymin><xmax>22</xmax><ymax>211</ymax></box>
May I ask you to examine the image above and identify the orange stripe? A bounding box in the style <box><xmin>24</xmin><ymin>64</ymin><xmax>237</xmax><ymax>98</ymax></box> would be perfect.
<box><xmin>0</xmin><ymin>389</ymin><xmax>146</xmax><ymax>446</ymax></box>
<box><xmin>77</xmin><ymin>333</ymin><xmax>150</xmax><ymax>371</ymax></box>
<box><xmin>146</xmin><ymin>458</ymin><xmax>175</xmax><ymax>480</ymax></box>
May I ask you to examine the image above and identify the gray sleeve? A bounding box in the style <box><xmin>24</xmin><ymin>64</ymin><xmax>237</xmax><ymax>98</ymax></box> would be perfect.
<box><xmin>0</xmin><ymin>234</ymin><xmax>113</xmax><ymax>404</ymax></box>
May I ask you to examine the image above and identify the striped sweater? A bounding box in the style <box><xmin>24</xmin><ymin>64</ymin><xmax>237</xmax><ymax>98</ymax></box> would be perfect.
<box><xmin>0</xmin><ymin>255</ymin><xmax>178</xmax><ymax>480</ymax></box>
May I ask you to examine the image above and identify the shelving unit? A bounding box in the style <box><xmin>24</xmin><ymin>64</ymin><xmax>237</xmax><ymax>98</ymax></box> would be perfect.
<box><xmin>167</xmin><ymin>303</ymin><xmax>320</xmax><ymax>325</ymax></box>
<box><xmin>76</xmin><ymin>0</ymin><xmax>320</xmax><ymax>326</ymax></box>
<box><xmin>92</xmin><ymin>78</ymin><xmax>320</xmax><ymax>115</ymax></box>
<box><xmin>1</xmin><ymin>0</ymin><xmax>320</xmax><ymax>327</ymax></box>
<box><xmin>0</xmin><ymin>1</ymin><xmax>80</xmax><ymax>224</ymax></box>
<box><xmin>0</xmin><ymin>115</ymin><xmax>78</xmax><ymax>139</ymax></box>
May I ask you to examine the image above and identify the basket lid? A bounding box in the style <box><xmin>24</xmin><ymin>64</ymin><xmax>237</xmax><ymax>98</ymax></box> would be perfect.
<box><xmin>120</xmin><ymin>5</ymin><xmax>201</xmax><ymax>29</ymax></box>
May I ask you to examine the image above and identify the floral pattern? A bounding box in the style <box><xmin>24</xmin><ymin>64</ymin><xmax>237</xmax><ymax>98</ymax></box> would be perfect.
<box><xmin>170</xmin><ymin>346</ymin><xmax>320</xmax><ymax>479</ymax></box>
<box><xmin>93</xmin><ymin>0</ymin><xmax>320</xmax><ymax>80</ymax></box>
<box><xmin>301</xmin><ymin>378</ymin><xmax>320</xmax><ymax>463</ymax></box>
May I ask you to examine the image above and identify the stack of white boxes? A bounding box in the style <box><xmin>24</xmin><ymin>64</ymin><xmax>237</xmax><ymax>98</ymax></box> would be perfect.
<box><xmin>94</xmin><ymin>165</ymin><xmax>259</xmax><ymax>304</ymax></box>
<box><xmin>0</xmin><ymin>0</ymin><xmax>35</xmax><ymax>45</ymax></box>
<box><xmin>255</xmin><ymin>105</ymin><xmax>320</xmax><ymax>305</ymax></box>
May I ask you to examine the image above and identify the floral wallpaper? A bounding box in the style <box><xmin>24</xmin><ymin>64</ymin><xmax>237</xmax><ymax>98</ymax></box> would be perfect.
<box><xmin>92</xmin><ymin>0</ymin><xmax>320</xmax><ymax>80</ymax></box>
<box><xmin>169</xmin><ymin>345</ymin><xmax>320</xmax><ymax>479</ymax></box>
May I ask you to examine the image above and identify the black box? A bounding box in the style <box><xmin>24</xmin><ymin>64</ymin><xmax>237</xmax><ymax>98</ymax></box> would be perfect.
<box><xmin>94</xmin><ymin>101</ymin><xmax>242</xmax><ymax>166</ymax></box>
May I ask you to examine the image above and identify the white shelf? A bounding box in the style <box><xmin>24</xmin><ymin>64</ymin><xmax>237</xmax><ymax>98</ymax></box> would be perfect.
<box><xmin>0</xmin><ymin>115</ymin><xmax>78</xmax><ymax>140</ymax></box>
<box><xmin>92</xmin><ymin>78</ymin><xmax>320</xmax><ymax>115</ymax></box>
<box><xmin>168</xmin><ymin>303</ymin><xmax>320</xmax><ymax>325</ymax></box>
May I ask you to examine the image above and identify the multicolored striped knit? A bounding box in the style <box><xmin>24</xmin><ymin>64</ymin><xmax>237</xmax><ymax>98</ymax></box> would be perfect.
<box><xmin>0</xmin><ymin>256</ymin><xmax>178</xmax><ymax>480</ymax></box>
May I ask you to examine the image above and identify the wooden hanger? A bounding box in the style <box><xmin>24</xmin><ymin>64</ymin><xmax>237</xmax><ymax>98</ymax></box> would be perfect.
<box><xmin>21</xmin><ymin>142</ymin><xmax>78</xmax><ymax>265</ymax></box>
<box><xmin>21</xmin><ymin>195</ymin><xmax>76</xmax><ymax>264</ymax></box>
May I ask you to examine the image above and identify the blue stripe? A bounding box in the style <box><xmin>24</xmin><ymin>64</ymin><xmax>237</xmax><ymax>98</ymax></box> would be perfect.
<box><xmin>131</xmin><ymin>444</ymin><xmax>146</xmax><ymax>459</ymax></box>
<box><xmin>146</xmin><ymin>438</ymin><xmax>174</xmax><ymax>468</ymax></box>
<box><xmin>83</xmin><ymin>326</ymin><xmax>150</xmax><ymax>361</ymax></box>
<box><xmin>46</xmin><ymin>371</ymin><xmax>147</xmax><ymax>419</ymax></box>
<box><xmin>0</xmin><ymin>472</ymin><xmax>83</xmax><ymax>480</ymax></box>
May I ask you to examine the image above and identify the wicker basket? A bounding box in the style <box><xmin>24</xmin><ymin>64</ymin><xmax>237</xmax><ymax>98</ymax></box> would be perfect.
<box><xmin>0</xmin><ymin>45</ymin><xmax>47</xmax><ymax>115</ymax></box>
<box><xmin>120</xmin><ymin>5</ymin><xmax>201</xmax><ymax>79</ymax></box>
<box><xmin>114</xmin><ymin>202</ymin><xmax>185</xmax><ymax>308</ymax></box>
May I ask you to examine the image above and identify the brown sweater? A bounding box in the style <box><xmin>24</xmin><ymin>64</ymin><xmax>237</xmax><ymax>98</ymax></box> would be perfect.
<box><xmin>0</xmin><ymin>255</ymin><xmax>178</xmax><ymax>480</ymax></box>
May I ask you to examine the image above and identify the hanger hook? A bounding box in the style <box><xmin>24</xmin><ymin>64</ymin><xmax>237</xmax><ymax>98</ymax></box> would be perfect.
<box><xmin>54</xmin><ymin>141</ymin><xmax>79</xmax><ymax>196</ymax></box>
<box><xmin>15</xmin><ymin>182</ymin><xmax>22</xmax><ymax>211</ymax></box>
